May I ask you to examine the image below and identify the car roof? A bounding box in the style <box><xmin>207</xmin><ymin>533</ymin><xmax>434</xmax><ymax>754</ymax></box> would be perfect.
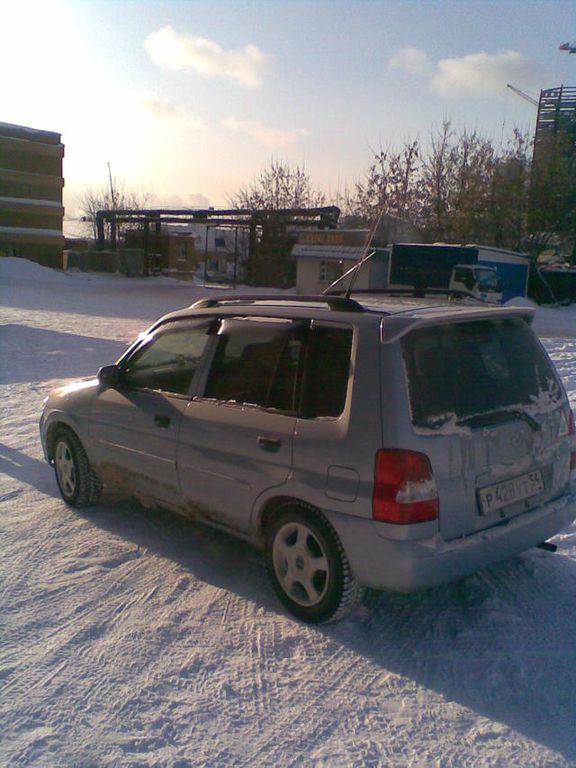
<box><xmin>151</xmin><ymin>293</ymin><xmax>536</xmax><ymax>337</ymax></box>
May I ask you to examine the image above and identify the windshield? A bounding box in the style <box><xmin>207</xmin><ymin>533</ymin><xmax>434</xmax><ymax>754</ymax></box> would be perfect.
<box><xmin>402</xmin><ymin>318</ymin><xmax>562</xmax><ymax>430</ymax></box>
<box><xmin>476</xmin><ymin>269</ymin><xmax>501</xmax><ymax>292</ymax></box>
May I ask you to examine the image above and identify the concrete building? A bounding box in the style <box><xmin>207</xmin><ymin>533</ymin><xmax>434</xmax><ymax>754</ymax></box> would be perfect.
<box><xmin>293</xmin><ymin>214</ymin><xmax>423</xmax><ymax>294</ymax></box>
<box><xmin>0</xmin><ymin>122</ymin><xmax>65</xmax><ymax>267</ymax></box>
<box><xmin>293</xmin><ymin>229</ymin><xmax>368</xmax><ymax>294</ymax></box>
<box><xmin>124</xmin><ymin>229</ymin><xmax>197</xmax><ymax>274</ymax></box>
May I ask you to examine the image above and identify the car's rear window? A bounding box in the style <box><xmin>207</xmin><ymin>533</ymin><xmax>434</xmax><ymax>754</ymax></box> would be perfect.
<box><xmin>402</xmin><ymin>318</ymin><xmax>562</xmax><ymax>429</ymax></box>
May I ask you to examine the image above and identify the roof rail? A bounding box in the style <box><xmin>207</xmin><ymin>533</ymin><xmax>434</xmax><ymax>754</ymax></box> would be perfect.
<box><xmin>190</xmin><ymin>294</ymin><xmax>365</xmax><ymax>312</ymax></box>
<box><xmin>325</xmin><ymin>287</ymin><xmax>489</xmax><ymax>303</ymax></box>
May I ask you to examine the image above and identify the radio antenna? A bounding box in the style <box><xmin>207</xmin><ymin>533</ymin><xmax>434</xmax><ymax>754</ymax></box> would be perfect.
<box><xmin>344</xmin><ymin>203</ymin><xmax>387</xmax><ymax>299</ymax></box>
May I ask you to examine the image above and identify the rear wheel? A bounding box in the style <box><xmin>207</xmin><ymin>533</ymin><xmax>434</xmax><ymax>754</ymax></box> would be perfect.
<box><xmin>265</xmin><ymin>505</ymin><xmax>363</xmax><ymax>623</ymax></box>
<box><xmin>53</xmin><ymin>428</ymin><xmax>101</xmax><ymax>508</ymax></box>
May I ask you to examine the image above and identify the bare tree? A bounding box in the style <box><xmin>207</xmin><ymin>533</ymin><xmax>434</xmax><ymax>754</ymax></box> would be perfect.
<box><xmin>529</xmin><ymin>129</ymin><xmax>576</xmax><ymax>262</ymax></box>
<box><xmin>80</xmin><ymin>177</ymin><xmax>151</xmax><ymax>240</ymax></box>
<box><xmin>418</xmin><ymin>123</ymin><xmax>495</xmax><ymax>242</ymax></box>
<box><xmin>447</xmin><ymin>129</ymin><xmax>495</xmax><ymax>243</ymax></box>
<box><xmin>346</xmin><ymin>140</ymin><xmax>421</xmax><ymax>226</ymax></box>
<box><xmin>228</xmin><ymin>160</ymin><xmax>326</xmax><ymax>209</ymax></box>
<box><xmin>489</xmin><ymin>129</ymin><xmax>531</xmax><ymax>250</ymax></box>
<box><xmin>349</xmin><ymin>123</ymin><xmax>535</xmax><ymax>249</ymax></box>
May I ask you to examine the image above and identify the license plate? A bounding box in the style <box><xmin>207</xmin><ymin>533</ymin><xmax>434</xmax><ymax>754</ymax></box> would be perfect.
<box><xmin>478</xmin><ymin>470</ymin><xmax>545</xmax><ymax>515</ymax></box>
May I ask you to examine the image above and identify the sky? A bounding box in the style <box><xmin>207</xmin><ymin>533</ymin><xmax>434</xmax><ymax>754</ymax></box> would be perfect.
<box><xmin>2</xmin><ymin>0</ymin><xmax>575</xmax><ymax>230</ymax></box>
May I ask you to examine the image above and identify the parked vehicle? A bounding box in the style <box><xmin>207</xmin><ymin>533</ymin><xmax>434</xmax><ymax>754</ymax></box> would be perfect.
<box><xmin>193</xmin><ymin>263</ymin><xmax>233</xmax><ymax>284</ymax></box>
<box><xmin>329</xmin><ymin>244</ymin><xmax>529</xmax><ymax>303</ymax></box>
<box><xmin>40</xmin><ymin>294</ymin><xmax>576</xmax><ymax>623</ymax></box>
<box><xmin>448</xmin><ymin>264</ymin><xmax>502</xmax><ymax>303</ymax></box>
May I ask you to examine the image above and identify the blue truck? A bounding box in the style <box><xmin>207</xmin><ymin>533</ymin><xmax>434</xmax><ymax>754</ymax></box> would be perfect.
<box><xmin>353</xmin><ymin>243</ymin><xmax>531</xmax><ymax>303</ymax></box>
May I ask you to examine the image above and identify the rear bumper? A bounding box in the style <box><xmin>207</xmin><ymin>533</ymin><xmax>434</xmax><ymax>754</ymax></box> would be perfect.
<box><xmin>327</xmin><ymin>492</ymin><xmax>576</xmax><ymax>592</ymax></box>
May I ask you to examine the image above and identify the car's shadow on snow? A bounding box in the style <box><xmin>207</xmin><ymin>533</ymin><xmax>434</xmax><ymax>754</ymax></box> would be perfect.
<box><xmin>0</xmin><ymin>443</ymin><xmax>60</xmax><ymax>497</ymax></box>
<box><xmin>75</xmin><ymin>496</ymin><xmax>279</xmax><ymax>613</ymax></box>
<box><xmin>76</xmin><ymin>496</ymin><xmax>576</xmax><ymax>762</ymax></box>
<box><xmin>0</xmin><ymin>325</ymin><xmax>127</xmax><ymax>384</ymax></box>
<box><xmin>326</xmin><ymin>548</ymin><xmax>576</xmax><ymax>761</ymax></box>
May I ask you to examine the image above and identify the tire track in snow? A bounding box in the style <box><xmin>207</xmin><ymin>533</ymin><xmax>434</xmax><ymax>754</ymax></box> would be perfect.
<box><xmin>242</xmin><ymin>561</ymin><xmax>575</xmax><ymax>767</ymax></box>
<box><xmin>242</xmin><ymin>633</ymin><xmax>379</xmax><ymax>766</ymax></box>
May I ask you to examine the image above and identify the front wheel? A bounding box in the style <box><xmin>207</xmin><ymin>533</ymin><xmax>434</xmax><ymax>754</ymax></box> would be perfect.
<box><xmin>265</xmin><ymin>506</ymin><xmax>363</xmax><ymax>623</ymax></box>
<box><xmin>53</xmin><ymin>428</ymin><xmax>102</xmax><ymax>508</ymax></box>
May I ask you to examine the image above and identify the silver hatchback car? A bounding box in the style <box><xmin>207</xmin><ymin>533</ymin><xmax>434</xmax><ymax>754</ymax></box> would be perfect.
<box><xmin>40</xmin><ymin>294</ymin><xmax>576</xmax><ymax>622</ymax></box>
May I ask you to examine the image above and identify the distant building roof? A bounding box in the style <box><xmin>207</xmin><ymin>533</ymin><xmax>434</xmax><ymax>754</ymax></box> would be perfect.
<box><xmin>0</xmin><ymin>121</ymin><xmax>62</xmax><ymax>145</ymax></box>
<box><xmin>292</xmin><ymin>243</ymin><xmax>365</xmax><ymax>261</ymax></box>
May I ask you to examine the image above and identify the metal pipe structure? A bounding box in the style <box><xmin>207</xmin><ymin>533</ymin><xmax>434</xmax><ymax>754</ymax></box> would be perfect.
<box><xmin>95</xmin><ymin>206</ymin><xmax>340</xmax><ymax>250</ymax></box>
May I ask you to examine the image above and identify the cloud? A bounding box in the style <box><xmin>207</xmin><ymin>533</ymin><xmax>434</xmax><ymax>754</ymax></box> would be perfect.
<box><xmin>222</xmin><ymin>117</ymin><xmax>308</xmax><ymax>148</ymax></box>
<box><xmin>145</xmin><ymin>26</ymin><xmax>268</xmax><ymax>88</ymax></box>
<box><xmin>388</xmin><ymin>47</ymin><xmax>540</xmax><ymax>99</ymax></box>
<box><xmin>142</xmin><ymin>94</ymin><xmax>178</xmax><ymax>118</ymax></box>
<box><xmin>432</xmin><ymin>51</ymin><xmax>539</xmax><ymax>99</ymax></box>
<box><xmin>388</xmin><ymin>46</ymin><xmax>432</xmax><ymax>76</ymax></box>
<box><xmin>141</xmin><ymin>93</ymin><xmax>206</xmax><ymax>128</ymax></box>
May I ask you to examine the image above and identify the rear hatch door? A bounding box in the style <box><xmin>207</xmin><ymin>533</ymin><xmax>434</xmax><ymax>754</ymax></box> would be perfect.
<box><xmin>401</xmin><ymin>315</ymin><xmax>572</xmax><ymax>540</ymax></box>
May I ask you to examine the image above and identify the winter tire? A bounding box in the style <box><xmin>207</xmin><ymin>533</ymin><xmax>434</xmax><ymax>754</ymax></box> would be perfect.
<box><xmin>53</xmin><ymin>428</ymin><xmax>102</xmax><ymax>508</ymax></box>
<box><xmin>265</xmin><ymin>505</ymin><xmax>363</xmax><ymax>623</ymax></box>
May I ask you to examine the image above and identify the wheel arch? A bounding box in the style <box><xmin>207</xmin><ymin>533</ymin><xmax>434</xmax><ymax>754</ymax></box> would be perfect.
<box><xmin>261</xmin><ymin>496</ymin><xmax>364</xmax><ymax>623</ymax></box>
<box><xmin>50</xmin><ymin>420</ymin><xmax>102</xmax><ymax>508</ymax></box>
<box><xmin>256</xmin><ymin>495</ymin><xmax>331</xmax><ymax>542</ymax></box>
<box><xmin>46</xmin><ymin>418</ymin><xmax>83</xmax><ymax>462</ymax></box>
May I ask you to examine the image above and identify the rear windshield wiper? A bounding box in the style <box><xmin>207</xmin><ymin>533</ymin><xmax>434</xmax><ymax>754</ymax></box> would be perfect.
<box><xmin>456</xmin><ymin>408</ymin><xmax>541</xmax><ymax>432</ymax></box>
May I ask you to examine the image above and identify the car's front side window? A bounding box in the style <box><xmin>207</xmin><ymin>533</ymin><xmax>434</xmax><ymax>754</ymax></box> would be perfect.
<box><xmin>122</xmin><ymin>320</ymin><xmax>211</xmax><ymax>396</ymax></box>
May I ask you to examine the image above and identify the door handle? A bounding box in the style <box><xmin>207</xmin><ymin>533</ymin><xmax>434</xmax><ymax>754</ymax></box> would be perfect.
<box><xmin>154</xmin><ymin>415</ymin><xmax>171</xmax><ymax>429</ymax></box>
<box><xmin>257</xmin><ymin>436</ymin><xmax>281</xmax><ymax>452</ymax></box>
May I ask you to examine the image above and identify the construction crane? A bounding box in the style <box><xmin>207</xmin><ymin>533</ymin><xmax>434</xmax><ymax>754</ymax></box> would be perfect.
<box><xmin>559</xmin><ymin>41</ymin><xmax>576</xmax><ymax>54</ymax></box>
<box><xmin>506</xmin><ymin>83</ymin><xmax>538</xmax><ymax>107</ymax></box>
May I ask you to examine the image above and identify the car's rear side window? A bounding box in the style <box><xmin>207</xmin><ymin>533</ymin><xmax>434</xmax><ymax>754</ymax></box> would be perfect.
<box><xmin>203</xmin><ymin>319</ymin><xmax>353</xmax><ymax>419</ymax></box>
<box><xmin>402</xmin><ymin>318</ymin><xmax>562</xmax><ymax>429</ymax></box>
<box><xmin>204</xmin><ymin>319</ymin><xmax>303</xmax><ymax>412</ymax></box>
<box><xmin>299</xmin><ymin>325</ymin><xmax>353</xmax><ymax>419</ymax></box>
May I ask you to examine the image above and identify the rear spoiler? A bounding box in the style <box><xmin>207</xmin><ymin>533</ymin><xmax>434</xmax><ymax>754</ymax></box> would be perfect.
<box><xmin>380</xmin><ymin>306</ymin><xmax>536</xmax><ymax>344</ymax></box>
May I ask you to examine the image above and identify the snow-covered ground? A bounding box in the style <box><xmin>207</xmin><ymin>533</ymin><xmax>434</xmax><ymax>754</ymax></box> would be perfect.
<box><xmin>1</xmin><ymin>257</ymin><xmax>576</xmax><ymax>768</ymax></box>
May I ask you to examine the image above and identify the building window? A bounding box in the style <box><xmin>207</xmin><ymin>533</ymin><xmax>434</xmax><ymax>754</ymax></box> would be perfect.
<box><xmin>319</xmin><ymin>260</ymin><xmax>343</xmax><ymax>283</ymax></box>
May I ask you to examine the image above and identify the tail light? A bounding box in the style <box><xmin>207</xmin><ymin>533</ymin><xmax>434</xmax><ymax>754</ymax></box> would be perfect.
<box><xmin>372</xmin><ymin>449</ymin><xmax>439</xmax><ymax>524</ymax></box>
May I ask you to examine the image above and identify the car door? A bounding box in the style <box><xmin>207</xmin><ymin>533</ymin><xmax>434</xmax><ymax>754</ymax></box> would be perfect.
<box><xmin>88</xmin><ymin>318</ymin><xmax>212</xmax><ymax>508</ymax></box>
<box><xmin>177</xmin><ymin>316</ymin><xmax>303</xmax><ymax>533</ymax></box>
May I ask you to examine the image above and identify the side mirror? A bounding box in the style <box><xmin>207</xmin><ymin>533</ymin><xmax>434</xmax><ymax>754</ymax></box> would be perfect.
<box><xmin>98</xmin><ymin>364</ymin><xmax>121</xmax><ymax>388</ymax></box>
